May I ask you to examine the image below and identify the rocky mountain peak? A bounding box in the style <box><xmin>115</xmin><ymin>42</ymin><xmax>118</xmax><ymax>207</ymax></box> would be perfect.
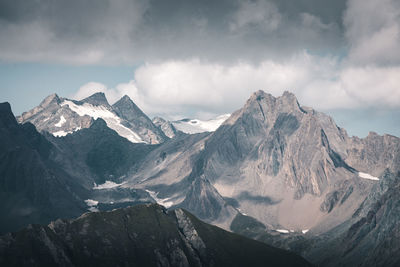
<box><xmin>112</xmin><ymin>95</ymin><xmax>167</xmax><ymax>144</ymax></box>
<box><xmin>40</xmin><ymin>93</ymin><xmax>61</xmax><ymax>108</ymax></box>
<box><xmin>0</xmin><ymin>102</ymin><xmax>12</xmax><ymax>114</ymax></box>
<box><xmin>248</xmin><ymin>90</ymin><xmax>275</xmax><ymax>104</ymax></box>
<box><xmin>228</xmin><ymin>90</ymin><xmax>304</xmax><ymax>129</ymax></box>
<box><xmin>113</xmin><ymin>95</ymin><xmax>144</xmax><ymax>117</ymax></box>
<box><xmin>118</xmin><ymin>94</ymin><xmax>135</xmax><ymax>105</ymax></box>
<box><xmin>281</xmin><ymin>90</ymin><xmax>301</xmax><ymax>107</ymax></box>
<box><xmin>152</xmin><ymin>116</ymin><xmax>166</xmax><ymax>124</ymax></box>
<box><xmin>17</xmin><ymin>93</ymin><xmax>61</xmax><ymax>123</ymax></box>
<box><xmin>0</xmin><ymin>102</ymin><xmax>18</xmax><ymax>128</ymax></box>
<box><xmin>90</xmin><ymin>118</ymin><xmax>108</xmax><ymax>129</ymax></box>
<box><xmin>367</xmin><ymin>131</ymin><xmax>379</xmax><ymax>138</ymax></box>
<box><xmin>81</xmin><ymin>92</ymin><xmax>109</xmax><ymax>106</ymax></box>
<box><xmin>244</xmin><ymin>90</ymin><xmax>302</xmax><ymax>115</ymax></box>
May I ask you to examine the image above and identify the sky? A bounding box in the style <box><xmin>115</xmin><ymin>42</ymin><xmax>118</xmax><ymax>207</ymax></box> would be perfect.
<box><xmin>0</xmin><ymin>0</ymin><xmax>399</xmax><ymax>137</ymax></box>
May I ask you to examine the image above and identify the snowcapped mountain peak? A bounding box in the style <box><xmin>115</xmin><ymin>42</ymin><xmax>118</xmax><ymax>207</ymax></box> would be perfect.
<box><xmin>60</xmin><ymin>99</ymin><xmax>145</xmax><ymax>143</ymax></box>
<box><xmin>17</xmin><ymin>92</ymin><xmax>167</xmax><ymax>144</ymax></box>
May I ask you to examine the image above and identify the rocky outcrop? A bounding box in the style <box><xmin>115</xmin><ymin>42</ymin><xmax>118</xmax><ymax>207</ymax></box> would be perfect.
<box><xmin>179</xmin><ymin>175</ymin><xmax>236</xmax><ymax>222</ymax></box>
<box><xmin>345</xmin><ymin>132</ymin><xmax>400</xmax><ymax>175</ymax></box>
<box><xmin>152</xmin><ymin>116</ymin><xmax>180</xmax><ymax>138</ymax></box>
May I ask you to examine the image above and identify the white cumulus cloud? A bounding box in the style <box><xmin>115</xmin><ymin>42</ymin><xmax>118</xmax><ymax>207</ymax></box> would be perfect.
<box><xmin>72</xmin><ymin>52</ymin><xmax>400</xmax><ymax>119</ymax></box>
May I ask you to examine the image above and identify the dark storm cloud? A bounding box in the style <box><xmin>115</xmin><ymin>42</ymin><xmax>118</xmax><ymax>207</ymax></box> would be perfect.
<box><xmin>0</xmin><ymin>0</ymin><xmax>346</xmax><ymax>64</ymax></box>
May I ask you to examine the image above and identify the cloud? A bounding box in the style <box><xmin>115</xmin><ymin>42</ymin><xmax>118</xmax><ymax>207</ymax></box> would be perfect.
<box><xmin>230</xmin><ymin>0</ymin><xmax>281</xmax><ymax>33</ymax></box>
<box><xmin>341</xmin><ymin>66</ymin><xmax>400</xmax><ymax>107</ymax></box>
<box><xmin>0</xmin><ymin>0</ymin><xmax>343</xmax><ymax>65</ymax></box>
<box><xmin>344</xmin><ymin>0</ymin><xmax>400</xmax><ymax>65</ymax></box>
<box><xmin>0</xmin><ymin>0</ymin><xmax>149</xmax><ymax>64</ymax></box>
<box><xmin>72</xmin><ymin>53</ymin><xmax>400</xmax><ymax>119</ymax></box>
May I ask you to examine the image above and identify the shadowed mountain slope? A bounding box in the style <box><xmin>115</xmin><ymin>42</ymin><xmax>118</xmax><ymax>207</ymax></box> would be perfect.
<box><xmin>0</xmin><ymin>204</ymin><xmax>312</xmax><ymax>267</ymax></box>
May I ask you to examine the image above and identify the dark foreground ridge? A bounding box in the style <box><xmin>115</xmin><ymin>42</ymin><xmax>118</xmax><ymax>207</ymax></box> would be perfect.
<box><xmin>0</xmin><ymin>204</ymin><xmax>312</xmax><ymax>267</ymax></box>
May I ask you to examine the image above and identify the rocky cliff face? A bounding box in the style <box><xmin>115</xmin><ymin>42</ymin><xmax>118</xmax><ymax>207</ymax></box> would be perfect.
<box><xmin>0</xmin><ymin>204</ymin><xmax>312</xmax><ymax>267</ymax></box>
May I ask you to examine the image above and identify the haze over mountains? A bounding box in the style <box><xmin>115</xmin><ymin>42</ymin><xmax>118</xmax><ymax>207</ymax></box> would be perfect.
<box><xmin>1</xmin><ymin>90</ymin><xmax>400</xmax><ymax>266</ymax></box>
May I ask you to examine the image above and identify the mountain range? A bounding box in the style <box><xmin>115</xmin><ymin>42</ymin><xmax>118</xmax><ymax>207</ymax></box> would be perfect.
<box><xmin>1</xmin><ymin>90</ymin><xmax>399</xmax><ymax>266</ymax></box>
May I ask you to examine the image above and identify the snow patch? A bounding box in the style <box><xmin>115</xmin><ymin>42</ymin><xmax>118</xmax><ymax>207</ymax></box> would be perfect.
<box><xmin>85</xmin><ymin>199</ymin><xmax>98</xmax><ymax>206</ymax></box>
<box><xmin>93</xmin><ymin>181</ymin><xmax>124</xmax><ymax>190</ymax></box>
<box><xmin>53</xmin><ymin>130</ymin><xmax>72</xmax><ymax>137</ymax></box>
<box><xmin>275</xmin><ymin>229</ymin><xmax>289</xmax><ymax>234</ymax></box>
<box><xmin>302</xmin><ymin>229</ymin><xmax>309</xmax><ymax>234</ymax></box>
<box><xmin>52</xmin><ymin>126</ymin><xmax>81</xmax><ymax>137</ymax></box>
<box><xmin>172</xmin><ymin>114</ymin><xmax>230</xmax><ymax>134</ymax></box>
<box><xmin>55</xmin><ymin>116</ymin><xmax>66</xmax><ymax>127</ymax></box>
<box><xmin>237</xmin><ymin>208</ymin><xmax>248</xmax><ymax>216</ymax></box>
<box><xmin>359</xmin><ymin>172</ymin><xmax>379</xmax><ymax>181</ymax></box>
<box><xmin>145</xmin><ymin>190</ymin><xmax>174</xmax><ymax>208</ymax></box>
<box><xmin>61</xmin><ymin>100</ymin><xmax>145</xmax><ymax>143</ymax></box>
